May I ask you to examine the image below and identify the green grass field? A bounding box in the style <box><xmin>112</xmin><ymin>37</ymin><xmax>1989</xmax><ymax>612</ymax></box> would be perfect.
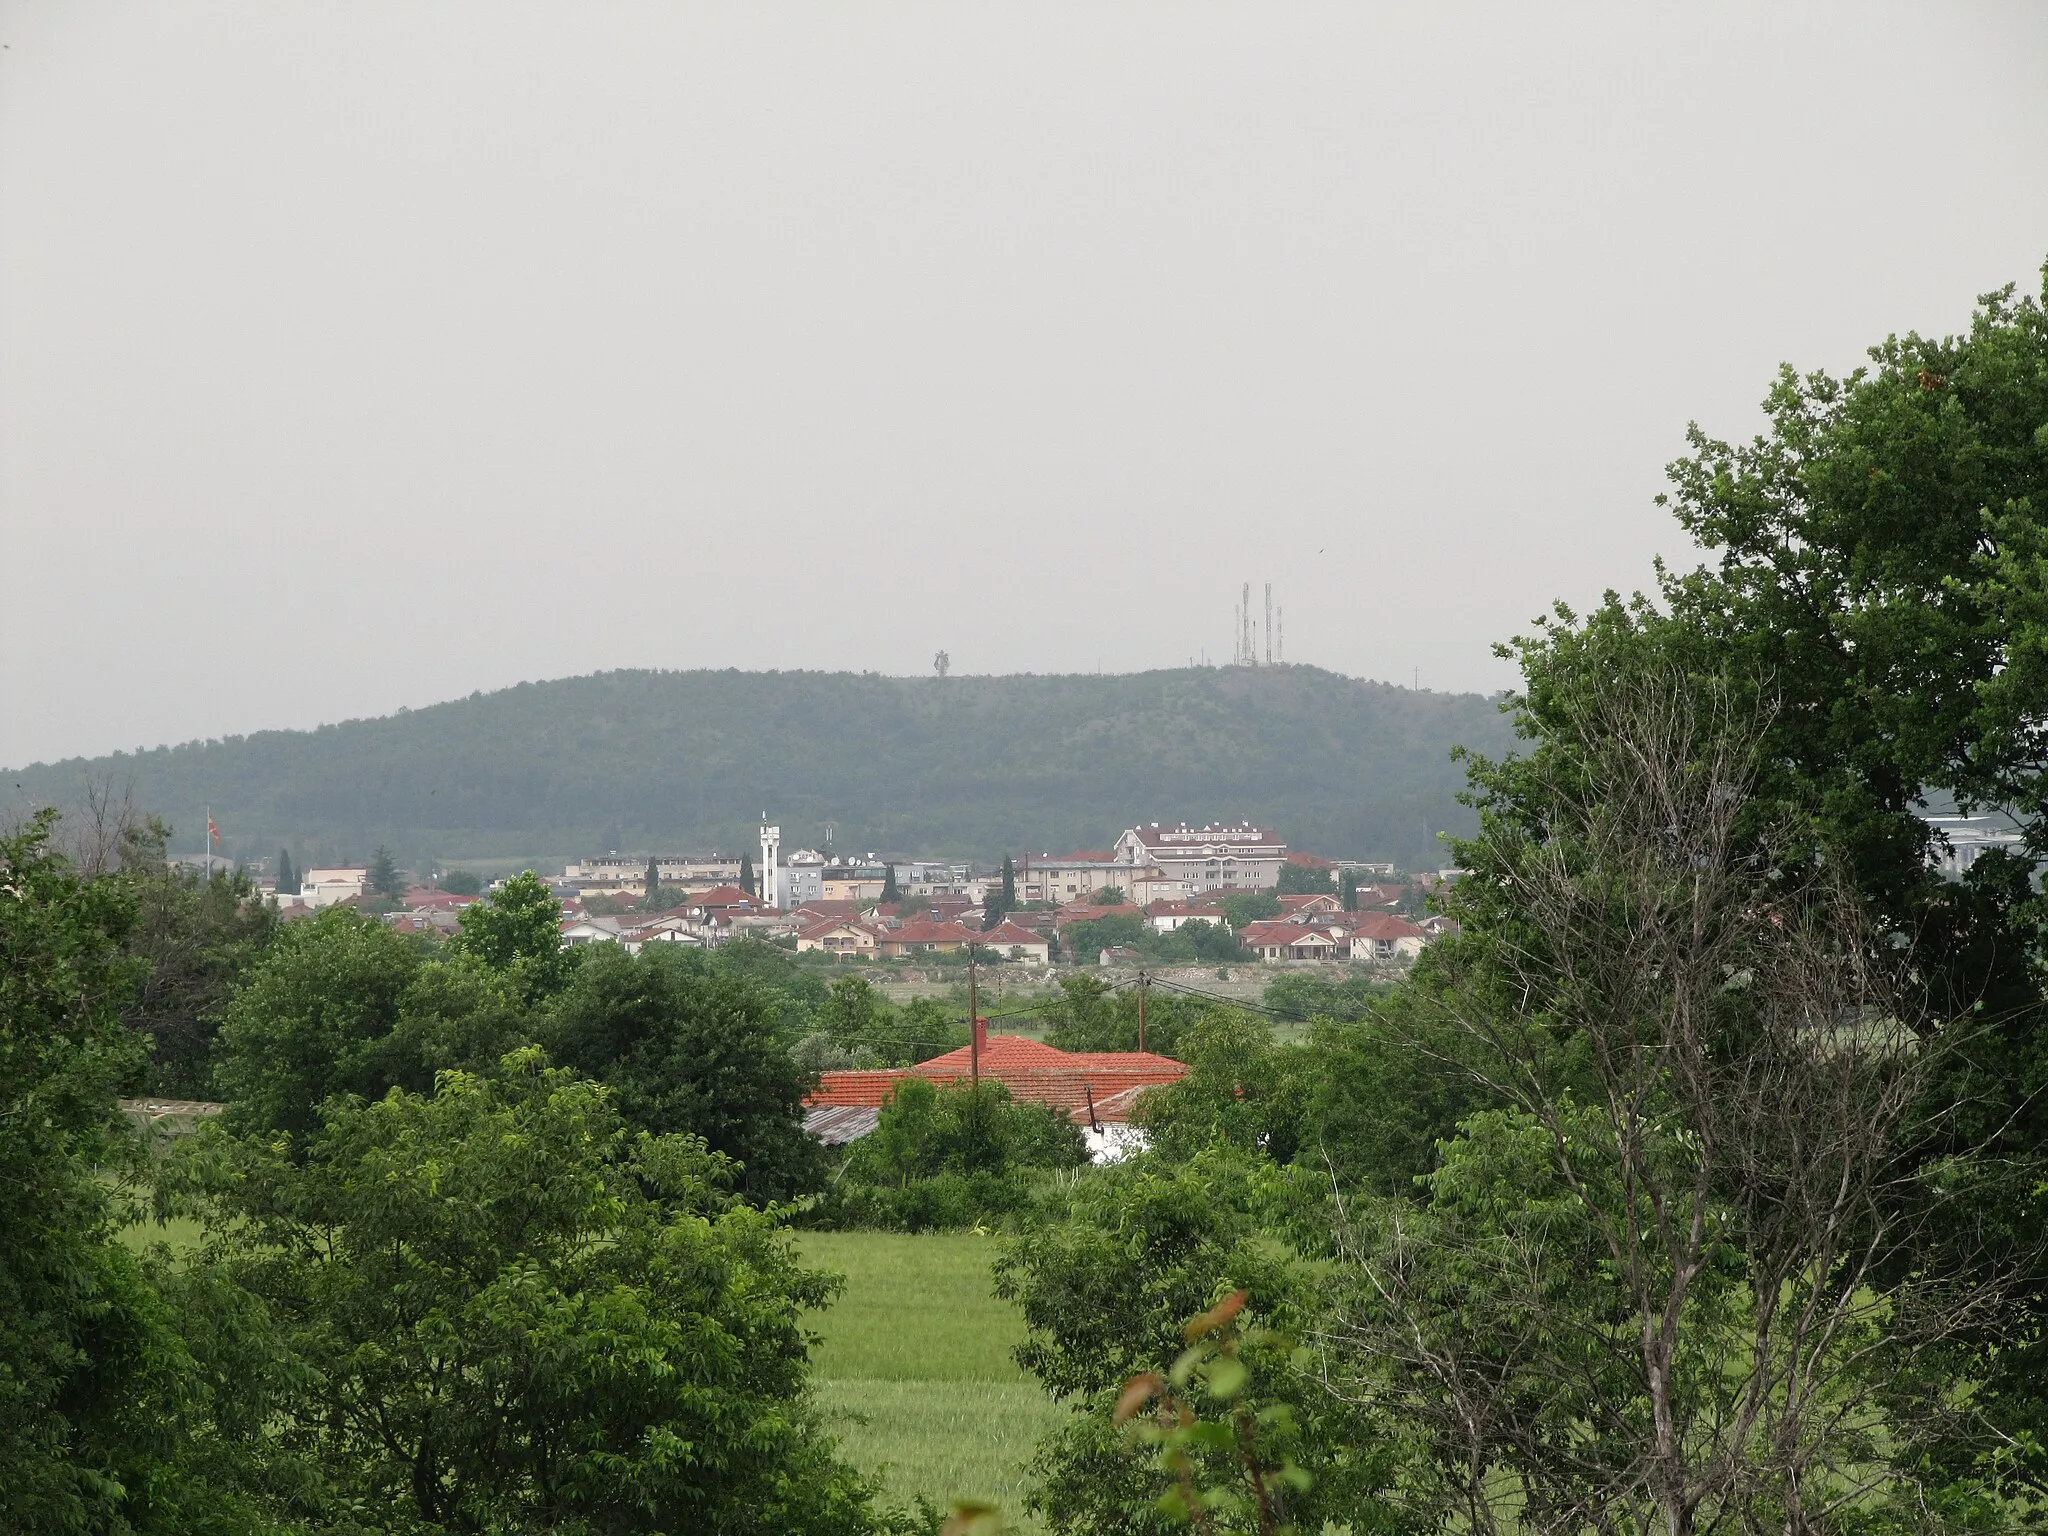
<box><xmin>799</xmin><ymin>1230</ymin><xmax>1062</xmax><ymax>1532</ymax></box>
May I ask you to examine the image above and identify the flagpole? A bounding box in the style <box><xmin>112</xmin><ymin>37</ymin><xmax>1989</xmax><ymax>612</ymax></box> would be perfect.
<box><xmin>205</xmin><ymin>804</ymin><xmax>212</xmax><ymax>880</ymax></box>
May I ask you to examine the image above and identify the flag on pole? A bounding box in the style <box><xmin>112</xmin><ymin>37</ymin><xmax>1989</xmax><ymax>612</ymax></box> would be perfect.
<box><xmin>208</xmin><ymin>816</ymin><xmax>220</xmax><ymax>847</ymax></box>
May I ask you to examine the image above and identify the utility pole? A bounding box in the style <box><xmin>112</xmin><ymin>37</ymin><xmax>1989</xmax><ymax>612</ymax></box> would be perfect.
<box><xmin>1137</xmin><ymin>968</ymin><xmax>1148</xmax><ymax>1054</ymax></box>
<box><xmin>1265</xmin><ymin>584</ymin><xmax>1273</xmax><ymax>666</ymax></box>
<box><xmin>968</xmin><ymin>943</ymin><xmax>981</xmax><ymax>1087</ymax></box>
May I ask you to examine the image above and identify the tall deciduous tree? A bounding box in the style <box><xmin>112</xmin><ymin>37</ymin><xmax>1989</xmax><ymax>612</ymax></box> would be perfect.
<box><xmin>450</xmin><ymin>870</ymin><xmax>575</xmax><ymax>1001</ymax></box>
<box><xmin>1336</xmin><ymin>671</ymin><xmax>2018</xmax><ymax>1536</ymax></box>
<box><xmin>1503</xmin><ymin>266</ymin><xmax>2048</xmax><ymax>1497</ymax></box>
<box><xmin>173</xmin><ymin>1051</ymin><xmax>886</xmax><ymax>1534</ymax></box>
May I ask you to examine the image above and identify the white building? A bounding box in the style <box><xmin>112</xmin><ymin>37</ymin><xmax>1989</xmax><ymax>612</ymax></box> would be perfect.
<box><xmin>1925</xmin><ymin>815</ymin><xmax>2030</xmax><ymax>877</ymax></box>
<box><xmin>299</xmin><ymin>867</ymin><xmax>368</xmax><ymax>908</ymax></box>
<box><xmin>1111</xmin><ymin>823</ymin><xmax>1286</xmax><ymax>892</ymax></box>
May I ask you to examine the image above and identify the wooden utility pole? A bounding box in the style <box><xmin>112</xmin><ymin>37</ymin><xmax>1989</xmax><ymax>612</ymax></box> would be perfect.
<box><xmin>968</xmin><ymin>943</ymin><xmax>980</xmax><ymax>1087</ymax></box>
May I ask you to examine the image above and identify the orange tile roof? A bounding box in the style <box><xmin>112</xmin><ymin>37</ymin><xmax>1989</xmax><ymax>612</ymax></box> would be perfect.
<box><xmin>807</xmin><ymin>1035</ymin><xmax>1186</xmax><ymax>1121</ymax></box>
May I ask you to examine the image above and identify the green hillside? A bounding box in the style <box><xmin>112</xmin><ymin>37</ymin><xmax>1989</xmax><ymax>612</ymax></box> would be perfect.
<box><xmin>5</xmin><ymin>667</ymin><xmax>1515</xmax><ymax>873</ymax></box>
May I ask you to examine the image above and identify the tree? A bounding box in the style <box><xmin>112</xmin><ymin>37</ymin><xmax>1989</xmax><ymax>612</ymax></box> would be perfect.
<box><xmin>438</xmin><ymin>868</ymin><xmax>482</xmax><ymax>895</ymax></box>
<box><xmin>540</xmin><ymin>944</ymin><xmax>823</xmax><ymax>1202</ymax></box>
<box><xmin>367</xmin><ymin>845</ymin><xmax>404</xmax><ymax>900</ymax></box>
<box><xmin>172</xmin><ymin>1051</ymin><xmax>888</xmax><ymax>1534</ymax></box>
<box><xmin>213</xmin><ymin>907</ymin><xmax>527</xmax><ymax>1140</ymax></box>
<box><xmin>1096</xmin><ymin>883</ymin><xmax>1127</xmax><ymax>907</ymax></box>
<box><xmin>644</xmin><ymin>852</ymin><xmax>661</xmax><ymax>909</ymax></box>
<box><xmin>1338</xmin><ymin>869</ymin><xmax>1359</xmax><ymax>911</ymax></box>
<box><xmin>983</xmin><ymin>856</ymin><xmax>1017</xmax><ymax>929</ymax></box>
<box><xmin>450</xmin><ymin>870</ymin><xmax>576</xmax><ymax>1001</ymax></box>
<box><xmin>1332</xmin><ymin>671</ymin><xmax>2014</xmax><ymax>1536</ymax></box>
<box><xmin>275</xmin><ymin>847</ymin><xmax>297</xmax><ymax>895</ymax></box>
<box><xmin>120</xmin><ymin>835</ymin><xmax>280</xmax><ymax>1098</ymax></box>
<box><xmin>1500</xmin><ymin>267</ymin><xmax>2048</xmax><ymax>1495</ymax></box>
<box><xmin>1219</xmin><ymin>891</ymin><xmax>1280</xmax><ymax>929</ymax></box>
<box><xmin>740</xmin><ymin>850</ymin><xmax>756</xmax><ymax>897</ymax></box>
<box><xmin>0</xmin><ymin>814</ymin><xmax>278</xmax><ymax>1534</ymax></box>
<box><xmin>994</xmin><ymin>1144</ymin><xmax>1396</xmax><ymax>1534</ymax></box>
<box><xmin>1273</xmin><ymin>861</ymin><xmax>1332</xmax><ymax>896</ymax></box>
<box><xmin>882</xmin><ymin>863</ymin><xmax>901</xmax><ymax>903</ymax></box>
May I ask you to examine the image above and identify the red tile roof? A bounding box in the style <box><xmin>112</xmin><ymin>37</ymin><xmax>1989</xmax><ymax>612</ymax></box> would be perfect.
<box><xmin>1351</xmin><ymin>913</ymin><xmax>1427</xmax><ymax>940</ymax></box>
<box><xmin>980</xmin><ymin>920</ymin><xmax>1049</xmax><ymax>948</ymax></box>
<box><xmin>691</xmin><ymin>884</ymin><xmax>755</xmax><ymax>907</ymax></box>
<box><xmin>1284</xmin><ymin>851</ymin><xmax>1339</xmax><ymax>869</ymax></box>
<box><xmin>807</xmin><ymin>1035</ymin><xmax>1186</xmax><ymax>1122</ymax></box>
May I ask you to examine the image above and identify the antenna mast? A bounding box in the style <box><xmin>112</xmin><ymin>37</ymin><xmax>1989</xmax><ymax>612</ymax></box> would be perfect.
<box><xmin>1264</xmin><ymin>584</ymin><xmax>1273</xmax><ymax>665</ymax></box>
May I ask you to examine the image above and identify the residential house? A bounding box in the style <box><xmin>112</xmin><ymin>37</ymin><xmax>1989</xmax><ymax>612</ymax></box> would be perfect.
<box><xmin>979</xmin><ymin>919</ymin><xmax>1051</xmax><ymax>963</ymax></box>
<box><xmin>1277</xmin><ymin>893</ymin><xmax>1343</xmax><ymax>918</ymax></box>
<box><xmin>1242</xmin><ymin>922</ymin><xmax>1343</xmax><ymax>962</ymax></box>
<box><xmin>875</xmin><ymin>919</ymin><xmax>981</xmax><ymax>957</ymax></box>
<box><xmin>807</xmin><ymin>1032</ymin><xmax>1186</xmax><ymax>1127</ymax></box>
<box><xmin>1348</xmin><ymin>913</ymin><xmax>1429</xmax><ymax>962</ymax></box>
<box><xmin>797</xmin><ymin>918</ymin><xmax>881</xmax><ymax>958</ymax></box>
<box><xmin>1112</xmin><ymin>823</ymin><xmax>1286</xmax><ymax>891</ymax></box>
<box><xmin>1144</xmin><ymin>899</ymin><xmax>1231</xmax><ymax>933</ymax></box>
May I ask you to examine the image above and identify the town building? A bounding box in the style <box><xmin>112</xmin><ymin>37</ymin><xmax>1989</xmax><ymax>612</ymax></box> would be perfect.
<box><xmin>979</xmin><ymin>919</ymin><xmax>1052</xmax><ymax>964</ymax></box>
<box><xmin>1111</xmin><ymin>823</ymin><xmax>1286</xmax><ymax>891</ymax></box>
<box><xmin>783</xmin><ymin>849</ymin><xmax>827</xmax><ymax>906</ymax></box>
<box><xmin>1015</xmin><ymin>852</ymin><xmax>1132</xmax><ymax>905</ymax></box>
<box><xmin>797</xmin><ymin>918</ymin><xmax>881</xmax><ymax>958</ymax></box>
<box><xmin>1145</xmin><ymin>899</ymin><xmax>1231</xmax><ymax>933</ymax></box>
<box><xmin>822</xmin><ymin>865</ymin><xmax>889</xmax><ymax>903</ymax></box>
<box><xmin>299</xmin><ymin>867</ymin><xmax>368</xmax><ymax>908</ymax></box>
<box><xmin>562</xmin><ymin>854</ymin><xmax>744</xmax><ymax>899</ymax></box>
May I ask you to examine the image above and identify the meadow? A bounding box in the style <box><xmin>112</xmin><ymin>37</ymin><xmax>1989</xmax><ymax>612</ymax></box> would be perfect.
<box><xmin>799</xmin><ymin>1231</ymin><xmax>1061</xmax><ymax>1532</ymax></box>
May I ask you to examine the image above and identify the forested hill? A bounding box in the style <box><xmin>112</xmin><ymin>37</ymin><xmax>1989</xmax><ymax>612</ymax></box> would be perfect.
<box><xmin>6</xmin><ymin>667</ymin><xmax>1518</xmax><ymax>873</ymax></box>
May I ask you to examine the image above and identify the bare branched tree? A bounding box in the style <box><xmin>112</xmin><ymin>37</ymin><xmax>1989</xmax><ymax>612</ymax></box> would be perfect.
<box><xmin>1326</xmin><ymin>671</ymin><xmax>2018</xmax><ymax>1536</ymax></box>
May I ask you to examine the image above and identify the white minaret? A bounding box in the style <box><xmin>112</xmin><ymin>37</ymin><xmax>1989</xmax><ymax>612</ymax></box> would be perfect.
<box><xmin>759</xmin><ymin>821</ymin><xmax>783</xmax><ymax>909</ymax></box>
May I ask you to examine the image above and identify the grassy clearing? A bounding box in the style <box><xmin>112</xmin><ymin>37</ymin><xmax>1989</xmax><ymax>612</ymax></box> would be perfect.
<box><xmin>115</xmin><ymin>1213</ymin><xmax>205</xmax><ymax>1257</ymax></box>
<box><xmin>800</xmin><ymin>1230</ymin><xmax>1060</xmax><ymax>1532</ymax></box>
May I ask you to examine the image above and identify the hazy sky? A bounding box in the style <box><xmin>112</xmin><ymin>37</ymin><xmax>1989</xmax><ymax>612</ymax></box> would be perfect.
<box><xmin>3</xmin><ymin>2</ymin><xmax>2046</xmax><ymax>768</ymax></box>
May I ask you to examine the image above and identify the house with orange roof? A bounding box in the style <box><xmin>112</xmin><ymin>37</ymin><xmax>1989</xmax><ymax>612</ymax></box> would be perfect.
<box><xmin>806</xmin><ymin>1031</ymin><xmax>1186</xmax><ymax>1126</ymax></box>
<box><xmin>978</xmin><ymin>919</ymin><xmax>1051</xmax><ymax>963</ymax></box>
<box><xmin>874</xmin><ymin>918</ymin><xmax>982</xmax><ymax>957</ymax></box>
<box><xmin>796</xmin><ymin>918</ymin><xmax>880</xmax><ymax>958</ymax></box>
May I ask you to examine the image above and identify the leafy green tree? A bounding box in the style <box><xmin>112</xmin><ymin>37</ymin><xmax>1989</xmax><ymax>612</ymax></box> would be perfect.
<box><xmin>117</xmin><ymin>824</ymin><xmax>279</xmax><ymax>1097</ymax></box>
<box><xmin>1488</xmin><ymin>268</ymin><xmax>2048</xmax><ymax>1498</ymax></box>
<box><xmin>1044</xmin><ymin>973</ymin><xmax>1206</xmax><ymax>1058</ymax></box>
<box><xmin>0</xmin><ymin>814</ymin><xmax>281</xmax><ymax>1535</ymax></box>
<box><xmin>827</xmin><ymin>1076</ymin><xmax>1087</xmax><ymax>1230</ymax></box>
<box><xmin>1272</xmin><ymin>862</ymin><xmax>1331</xmax><ymax>896</ymax></box>
<box><xmin>1062</xmin><ymin>912</ymin><xmax>1147</xmax><ymax>961</ymax></box>
<box><xmin>995</xmin><ymin>1144</ymin><xmax>1394</xmax><ymax>1534</ymax></box>
<box><xmin>540</xmin><ymin>943</ymin><xmax>823</xmax><ymax>1201</ymax></box>
<box><xmin>173</xmin><ymin>1051</ymin><xmax>888</xmax><ymax>1534</ymax></box>
<box><xmin>1096</xmin><ymin>883</ymin><xmax>1127</xmax><ymax>907</ymax></box>
<box><xmin>1219</xmin><ymin>891</ymin><xmax>1280</xmax><ymax>928</ymax></box>
<box><xmin>213</xmin><ymin>908</ymin><xmax>527</xmax><ymax>1140</ymax></box>
<box><xmin>1133</xmin><ymin>1013</ymin><xmax>1312</xmax><ymax>1166</ymax></box>
<box><xmin>367</xmin><ymin>845</ymin><xmax>404</xmax><ymax>900</ymax></box>
<box><xmin>437</xmin><ymin>868</ymin><xmax>482</xmax><ymax>895</ymax></box>
<box><xmin>450</xmin><ymin>869</ymin><xmax>575</xmax><ymax>1000</ymax></box>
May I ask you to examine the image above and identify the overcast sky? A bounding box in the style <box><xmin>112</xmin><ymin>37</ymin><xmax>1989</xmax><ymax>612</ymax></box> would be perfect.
<box><xmin>3</xmin><ymin>2</ymin><xmax>2045</xmax><ymax>767</ymax></box>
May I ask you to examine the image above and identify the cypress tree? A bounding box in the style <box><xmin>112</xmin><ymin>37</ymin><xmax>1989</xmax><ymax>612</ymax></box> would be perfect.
<box><xmin>739</xmin><ymin>851</ymin><xmax>755</xmax><ymax>897</ymax></box>
<box><xmin>644</xmin><ymin>855</ymin><xmax>660</xmax><ymax>910</ymax></box>
<box><xmin>277</xmin><ymin>847</ymin><xmax>297</xmax><ymax>894</ymax></box>
<box><xmin>882</xmin><ymin>864</ymin><xmax>901</xmax><ymax>903</ymax></box>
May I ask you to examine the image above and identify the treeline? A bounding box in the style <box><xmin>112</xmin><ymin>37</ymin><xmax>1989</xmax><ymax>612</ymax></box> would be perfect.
<box><xmin>2</xmin><ymin>664</ymin><xmax>1515</xmax><ymax>872</ymax></box>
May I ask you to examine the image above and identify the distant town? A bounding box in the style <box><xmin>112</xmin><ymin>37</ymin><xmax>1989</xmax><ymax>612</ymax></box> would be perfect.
<box><xmin>243</xmin><ymin>819</ymin><xmax>1465</xmax><ymax>972</ymax></box>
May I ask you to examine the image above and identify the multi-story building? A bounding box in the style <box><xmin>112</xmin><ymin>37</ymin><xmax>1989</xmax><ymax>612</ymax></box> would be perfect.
<box><xmin>1015</xmin><ymin>852</ymin><xmax>1132</xmax><ymax>905</ymax></box>
<box><xmin>784</xmin><ymin>849</ymin><xmax>827</xmax><ymax>907</ymax></box>
<box><xmin>562</xmin><ymin>854</ymin><xmax>744</xmax><ymax>898</ymax></box>
<box><xmin>1111</xmin><ymin>823</ymin><xmax>1286</xmax><ymax>891</ymax></box>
